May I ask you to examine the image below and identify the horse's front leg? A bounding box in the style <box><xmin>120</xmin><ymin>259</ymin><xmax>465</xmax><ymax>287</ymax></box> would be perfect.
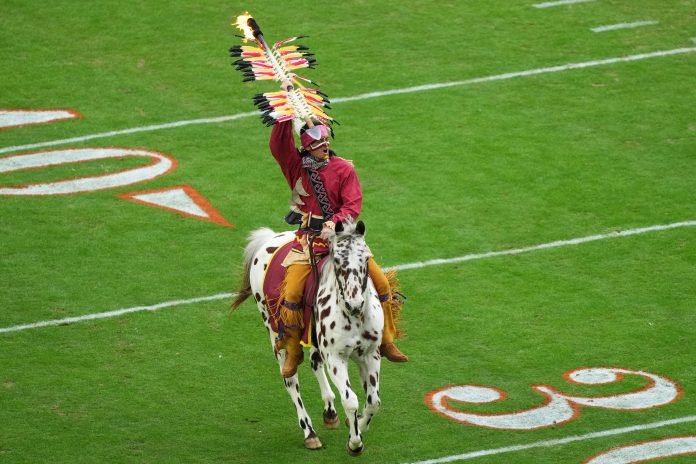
<box><xmin>357</xmin><ymin>350</ymin><xmax>382</xmax><ymax>432</ymax></box>
<box><xmin>324</xmin><ymin>352</ymin><xmax>363</xmax><ymax>455</ymax></box>
<box><xmin>309</xmin><ymin>347</ymin><xmax>339</xmax><ymax>429</ymax></box>
<box><xmin>270</xmin><ymin>333</ymin><xmax>322</xmax><ymax>449</ymax></box>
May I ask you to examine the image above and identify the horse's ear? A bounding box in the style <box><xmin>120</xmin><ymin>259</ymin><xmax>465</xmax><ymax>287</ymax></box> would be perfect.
<box><xmin>335</xmin><ymin>221</ymin><xmax>344</xmax><ymax>233</ymax></box>
<box><xmin>356</xmin><ymin>220</ymin><xmax>365</xmax><ymax>236</ymax></box>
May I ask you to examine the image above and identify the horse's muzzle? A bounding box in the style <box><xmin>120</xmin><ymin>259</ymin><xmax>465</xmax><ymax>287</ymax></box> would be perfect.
<box><xmin>344</xmin><ymin>297</ymin><xmax>364</xmax><ymax>316</ymax></box>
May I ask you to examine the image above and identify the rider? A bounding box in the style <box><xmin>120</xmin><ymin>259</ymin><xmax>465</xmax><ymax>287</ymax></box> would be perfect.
<box><xmin>270</xmin><ymin>80</ymin><xmax>408</xmax><ymax>378</ymax></box>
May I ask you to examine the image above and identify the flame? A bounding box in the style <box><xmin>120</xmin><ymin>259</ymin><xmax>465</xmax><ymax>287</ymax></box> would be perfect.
<box><xmin>234</xmin><ymin>12</ymin><xmax>255</xmax><ymax>43</ymax></box>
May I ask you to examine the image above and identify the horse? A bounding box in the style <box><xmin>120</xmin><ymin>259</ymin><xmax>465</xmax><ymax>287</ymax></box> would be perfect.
<box><xmin>231</xmin><ymin>219</ymin><xmax>384</xmax><ymax>455</ymax></box>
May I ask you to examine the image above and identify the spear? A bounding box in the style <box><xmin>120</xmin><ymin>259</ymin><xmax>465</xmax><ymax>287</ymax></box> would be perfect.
<box><xmin>230</xmin><ymin>12</ymin><xmax>333</xmax><ymax>129</ymax></box>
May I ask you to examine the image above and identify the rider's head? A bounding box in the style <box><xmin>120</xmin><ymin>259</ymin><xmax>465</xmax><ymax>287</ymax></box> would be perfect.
<box><xmin>300</xmin><ymin>122</ymin><xmax>331</xmax><ymax>159</ymax></box>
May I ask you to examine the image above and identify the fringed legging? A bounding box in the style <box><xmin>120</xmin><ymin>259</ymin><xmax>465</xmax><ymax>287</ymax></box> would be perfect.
<box><xmin>279</xmin><ymin>257</ymin><xmax>397</xmax><ymax>343</ymax></box>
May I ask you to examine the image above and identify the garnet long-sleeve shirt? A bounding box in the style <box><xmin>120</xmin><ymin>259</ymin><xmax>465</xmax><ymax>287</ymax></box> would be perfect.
<box><xmin>269</xmin><ymin>121</ymin><xmax>362</xmax><ymax>224</ymax></box>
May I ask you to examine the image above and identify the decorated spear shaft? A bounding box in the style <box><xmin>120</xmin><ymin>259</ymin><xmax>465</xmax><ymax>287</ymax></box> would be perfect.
<box><xmin>242</xmin><ymin>17</ymin><xmax>284</xmax><ymax>82</ymax></box>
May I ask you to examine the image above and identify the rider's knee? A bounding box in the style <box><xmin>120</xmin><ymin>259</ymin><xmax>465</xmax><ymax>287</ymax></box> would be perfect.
<box><xmin>283</xmin><ymin>281</ymin><xmax>305</xmax><ymax>304</ymax></box>
<box><xmin>283</xmin><ymin>264</ymin><xmax>312</xmax><ymax>303</ymax></box>
<box><xmin>367</xmin><ymin>258</ymin><xmax>390</xmax><ymax>296</ymax></box>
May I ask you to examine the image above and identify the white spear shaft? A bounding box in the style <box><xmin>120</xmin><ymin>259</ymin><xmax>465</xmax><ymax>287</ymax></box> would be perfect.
<box><xmin>248</xmin><ymin>19</ymin><xmax>315</xmax><ymax>127</ymax></box>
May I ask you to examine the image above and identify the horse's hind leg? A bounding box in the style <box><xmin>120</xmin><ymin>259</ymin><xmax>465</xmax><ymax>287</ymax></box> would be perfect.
<box><xmin>269</xmin><ymin>334</ymin><xmax>322</xmax><ymax>449</ymax></box>
<box><xmin>309</xmin><ymin>347</ymin><xmax>339</xmax><ymax>429</ymax></box>
<box><xmin>281</xmin><ymin>374</ymin><xmax>322</xmax><ymax>449</ymax></box>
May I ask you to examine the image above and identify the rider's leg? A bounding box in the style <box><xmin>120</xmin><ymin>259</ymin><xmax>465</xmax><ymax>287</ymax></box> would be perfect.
<box><xmin>279</xmin><ymin>263</ymin><xmax>312</xmax><ymax>377</ymax></box>
<box><xmin>367</xmin><ymin>257</ymin><xmax>408</xmax><ymax>363</ymax></box>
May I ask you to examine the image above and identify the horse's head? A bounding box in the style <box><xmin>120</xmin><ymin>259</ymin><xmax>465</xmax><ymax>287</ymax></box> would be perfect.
<box><xmin>330</xmin><ymin>219</ymin><xmax>370</xmax><ymax>316</ymax></box>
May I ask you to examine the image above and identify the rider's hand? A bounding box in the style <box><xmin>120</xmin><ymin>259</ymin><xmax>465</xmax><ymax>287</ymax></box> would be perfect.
<box><xmin>320</xmin><ymin>221</ymin><xmax>335</xmax><ymax>240</ymax></box>
<box><xmin>281</xmin><ymin>79</ymin><xmax>294</xmax><ymax>92</ymax></box>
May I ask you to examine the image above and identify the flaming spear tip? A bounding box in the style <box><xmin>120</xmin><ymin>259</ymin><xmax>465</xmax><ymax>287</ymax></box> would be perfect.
<box><xmin>233</xmin><ymin>12</ymin><xmax>260</xmax><ymax>44</ymax></box>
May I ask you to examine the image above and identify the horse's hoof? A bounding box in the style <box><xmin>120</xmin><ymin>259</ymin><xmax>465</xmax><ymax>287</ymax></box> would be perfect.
<box><xmin>346</xmin><ymin>443</ymin><xmax>364</xmax><ymax>456</ymax></box>
<box><xmin>323</xmin><ymin>410</ymin><xmax>339</xmax><ymax>429</ymax></box>
<box><xmin>304</xmin><ymin>435</ymin><xmax>323</xmax><ymax>450</ymax></box>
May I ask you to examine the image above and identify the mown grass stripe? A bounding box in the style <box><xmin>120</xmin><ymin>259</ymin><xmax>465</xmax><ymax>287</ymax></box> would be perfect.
<box><xmin>1</xmin><ymin>219</ymin><xmax>694</xmax><ymax>334</ymax></box>
<box><xmin>394</xmin><ymin>220</ymin><xmax>696</xmax><ymax>271</ymax></box>
<box><xmin>0</xmin><ymin>293</ymin><xmax>234</xmax><ymax>334</ymax></box>
<box><xmin>1</xmin><ymin>47</ymin><xmax>694</xmax><ymax>156</ymax></box>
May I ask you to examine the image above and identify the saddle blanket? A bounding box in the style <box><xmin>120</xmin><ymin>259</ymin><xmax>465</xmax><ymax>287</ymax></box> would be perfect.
<box><xmin>263</xmin><ymin>239</ymin><xmax>328</xmax><ymax>347</ymax></box>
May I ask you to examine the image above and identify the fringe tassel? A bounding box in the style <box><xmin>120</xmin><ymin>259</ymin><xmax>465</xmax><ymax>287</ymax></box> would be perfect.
<box><xmin>274</xmin><ymin>279</ymin><xmax>287</xmax><ymax>329</ymax></box>
<box><xmin>280</xmin><ymin>304</ymin><xmax>305</xmax><ymax>329</ymax></box>
<box><xmin>277</xmin><ymin>279</ymin><xmax>305</xmax><ymax>330</ymax></box>
<box><xmin>384</xmin><ymin>269</ymin><xmax>406</xmax><ymax>339</ymax></box>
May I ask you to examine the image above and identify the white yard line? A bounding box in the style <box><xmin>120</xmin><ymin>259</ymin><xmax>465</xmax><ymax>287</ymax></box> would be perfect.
<box><xmin>1</xmin><ymin>219</ymin><xmax>694</xmax><ymax>335</ymax></box>
<box><xmin>0</xmin><ymin>112</ymin><xmax>256</xmax><ymax>156</ymax></box>
<box><xmin>406</xmin><ymin>415</ymin><xmax>696</xmax><ymax>464</ymax></box>
<box><xmin>533</xmin><ymin>0</ymin><xmax>595</xmax><ymax>9</ymax></box>
<box><xmin>326</xmin><ymin>48</ymin><xmax>694</xmax><ymax>103</ymax></box>
<box><xmin>393</xmin><ymin>220</ymin><xmax>696</xmax><ymax>271</ymax></box>
<box><xmin>592</xmin><ymin>21</ymin><xmax>659</xmax><ymax>33</ymax></box>
<box><xmin>0</xmin><ymin>293</ymin><xmax>234</xmax><ymax>334</ymax></box>
<box><xmin>1</xmin><ymin>46</ymin><xmax>694</xmax><ymax>156</ymax></box>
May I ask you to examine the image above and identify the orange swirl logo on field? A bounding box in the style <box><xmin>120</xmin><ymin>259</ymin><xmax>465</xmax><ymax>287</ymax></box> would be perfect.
<box><xmin>425</xmin><ymin>367</ymin><xmax>681</xmax><ymax>430</ymax></box>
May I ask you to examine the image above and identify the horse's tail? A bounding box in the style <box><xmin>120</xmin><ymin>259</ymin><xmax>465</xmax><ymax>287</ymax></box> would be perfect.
<box><xmin>231</xmin><ymin>227</ymin><xmax>276</xmax><ymax>311</ymax></box>
<box><xmin>230</xmin><ymin>275</ymin><xmax>252</xmax><ymax>311</ymax></box>
<box><xmin>385</xmin><ymin>268</ymin><xmax>406</xmax><ymax>339</ymax></box>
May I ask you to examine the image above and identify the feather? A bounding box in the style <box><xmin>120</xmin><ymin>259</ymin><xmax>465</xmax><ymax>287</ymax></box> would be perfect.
<box><xmin>230</xmin><ymin>16</ymin><xmax>333</xmax><ymax>129</ymax></box>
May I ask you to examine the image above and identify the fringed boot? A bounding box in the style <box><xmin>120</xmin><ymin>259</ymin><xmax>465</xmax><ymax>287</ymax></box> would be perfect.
<box><xmin>281</xmin><ymin>328</ymin><xmax>304</xmax><ymax>377</ymax></box>
<box><xmin>279</xmin><ymin>300</ymin><xmax>305</xmax><ymax>377</ymax></box>
<box><xmin>379</xmin><ymin>297</ymin><xmax>408</xmax><ymax>363</ymax></box>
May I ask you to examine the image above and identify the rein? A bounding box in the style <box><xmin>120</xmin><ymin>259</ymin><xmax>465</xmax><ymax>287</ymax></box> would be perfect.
<box><xmin>307</xmin><ymin>234</ymin><xmax>321</xmax><ymax>330</ymax></box>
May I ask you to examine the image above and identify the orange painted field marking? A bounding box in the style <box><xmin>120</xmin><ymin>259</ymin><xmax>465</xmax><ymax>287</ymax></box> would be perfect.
<box><xmin>117</xmin><ymin>185</ymin><xmax>234</xmax><ymax>227</ymax></box>
<box><xmin>0</xmin><ymin>108</ymin><xmax>82</xmax><ymax>130</ymax></box>
<box><xmin>583</xmin><ymin>436</ymin><xmax>696</xmax><ymax>463</ymax></box>
<box><xmin>425</xmin><ymin>367</ymin><xmax>681</xmax><ymax>430</ymax></box>
<box><xmin>0</xmin><ymin>147</ymin><xmax>177</xmax><ymax>195</ymax></box>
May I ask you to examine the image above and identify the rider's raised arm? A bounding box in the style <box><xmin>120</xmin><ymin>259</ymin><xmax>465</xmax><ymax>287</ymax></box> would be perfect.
<box><xmin>269</xmin><ymin>120</ymin><xmax>303</xmax><ymax>189</ymax></box>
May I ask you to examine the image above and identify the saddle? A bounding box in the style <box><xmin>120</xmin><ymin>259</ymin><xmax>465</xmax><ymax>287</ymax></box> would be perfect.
<box><xmin>263</xmin><ymin>239</ymin><xmax>329</xmax><ymax>347</ymax></box>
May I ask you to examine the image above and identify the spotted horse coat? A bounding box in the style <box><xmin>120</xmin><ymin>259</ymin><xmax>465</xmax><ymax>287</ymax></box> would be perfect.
<box><xmin>234</xmin><ymin>219</ymin><xmax>384</xmax><ymax>455</ymax></box>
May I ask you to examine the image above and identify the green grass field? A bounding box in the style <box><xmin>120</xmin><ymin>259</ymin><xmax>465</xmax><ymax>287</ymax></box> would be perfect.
<box><xmin>1</xmin><ymin>0</ymin><xmax>695</xmax><ymax>462</ymax></box>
